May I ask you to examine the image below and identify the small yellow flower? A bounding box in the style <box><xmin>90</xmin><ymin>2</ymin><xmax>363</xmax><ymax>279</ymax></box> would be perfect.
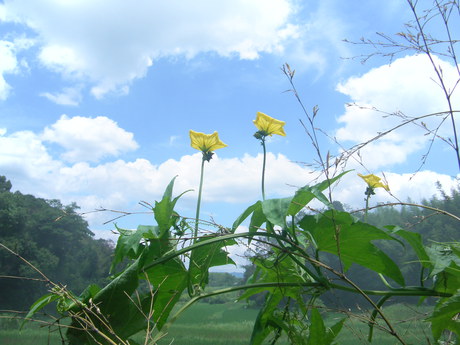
<box><xmin>189</xmin><ymin>130</ymin><xmax>227</xmax><ymax>153</ymax></box>
<box><xmin>358</xmin><ymin>173</ymin><xmax>390</xmax><ymax>191</ymax></box>
<box><xmin>253</xmin><ymin>112</ymin><xmax>286</xmax><ymax>137</ymax></box>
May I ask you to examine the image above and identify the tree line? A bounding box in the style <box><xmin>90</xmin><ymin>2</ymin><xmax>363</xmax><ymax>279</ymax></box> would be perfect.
<box><xmin>0</xmin><ymin>176</ymin><xmax>114</xmax><ymax>310</ymax></box>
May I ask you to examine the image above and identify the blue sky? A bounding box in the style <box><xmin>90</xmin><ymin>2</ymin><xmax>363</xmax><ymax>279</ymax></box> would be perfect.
<box><xmin>1</xmin><ymin>0</ymin><xmax>459</xmax><ymax>263</ymax></box>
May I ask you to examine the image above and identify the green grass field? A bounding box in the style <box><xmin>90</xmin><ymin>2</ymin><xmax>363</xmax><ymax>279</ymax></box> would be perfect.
<box><xmin>0</xmin><ymin>302</ymin><xmax>437</xmax><ymax>345</ymax></box>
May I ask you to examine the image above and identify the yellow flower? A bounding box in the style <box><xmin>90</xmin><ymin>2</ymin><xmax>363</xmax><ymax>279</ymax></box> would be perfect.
<box><xmin>358</xmin><ymin>173</ymin><xmax>390</xmax><ymax>191</ymax></box>
<box><xmin>253</xmin><ymin>112</ymin><xmax>286</xmax><ymax>137</ymax></box>
<box><xmin>189</xmin><ymin>130</ymin><xmax>227</xmax><ymax>153</ymax></box>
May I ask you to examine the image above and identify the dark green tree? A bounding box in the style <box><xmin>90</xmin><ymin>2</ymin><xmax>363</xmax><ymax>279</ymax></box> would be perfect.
<box><xmin>0</xmin><ymin>176</ymin><xmax>113</xmax><ymax>310</ymax></box>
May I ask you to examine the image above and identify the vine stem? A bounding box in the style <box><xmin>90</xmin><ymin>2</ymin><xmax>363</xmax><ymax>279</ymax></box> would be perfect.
<box><xmin>364</xmin><ymin>191</ymin><xmax>371</xmax><ymax>222</ymax></box>
<box><xmin>261</xmin><ymin>138</ymin><xmax>267</xmax><ymax>201</ymax></box>
<box><xmin>194</xmin><ymin>156</ymin><xmax>206</xmax><ymax>241</ymax></box>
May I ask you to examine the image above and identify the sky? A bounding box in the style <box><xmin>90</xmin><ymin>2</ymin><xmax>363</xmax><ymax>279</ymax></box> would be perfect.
<box><xmin>1</xmin><ymin>0</ymin><xmax>459</xmax><ymax>269</ymax></box>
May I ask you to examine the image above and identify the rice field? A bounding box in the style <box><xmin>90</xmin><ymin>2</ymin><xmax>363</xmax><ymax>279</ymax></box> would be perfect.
<box><xmin>0</xmin><ymin>302</ymin><xmax>438</xmax><ymax>345</ymax></box>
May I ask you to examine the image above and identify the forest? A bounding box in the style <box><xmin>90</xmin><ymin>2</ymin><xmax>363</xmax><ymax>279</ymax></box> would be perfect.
<box><xmin>0</xmin><ymin>176</ymin><xmax>113</xmax><ymax>310</ymax></box>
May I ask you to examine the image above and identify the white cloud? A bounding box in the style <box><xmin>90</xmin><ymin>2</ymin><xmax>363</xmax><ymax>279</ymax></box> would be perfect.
<box><xmin>288</xmin><ymin>0</ymin><xmax>350</xmax><ymax>76</ymax></box>
<box><xmin>0</xmin><ymin>4</ymin><xmax>5</xmax><ymax>20</ymax></box>
<box><xmin>41</xmin><ymin>115</ymin><xmax>139</xmax><ymax>162</ymax></box>
<box><xmin>0</xmin><ymin>124</ymin><xmax>316</xmax><ymax>227</ymax></box>
<box><xmin>335</xmin><ymin>54</ymin><xmax>460</xmax><ymax>170</ymax></box>
<box><xmin>52</xmin><ymin>152</ymin><xmax>312</xmax><ymax>210</ymax></box>
<box><xmin>0</xmin><ymin>130</ymin><xmax>62</xmax><ymax>192</ymax></box>
<box><xmin>1</xmin><ymin>0</ymin><xmax>299</xmax><ymax>98</ymax></box>
<box><xmin>0</xmin><ymin>40</ymin><xmax>18</xmax><ymax>100</ymax></box>
<box><xmin>40</xmin><ymin>86</ymin><xmax>83</xmax><ymax>106</ymax></box>
<box><xmin>1</xmin><ymin>116</ymin><xmax>457</xmax><ymax>233</ymax></box>
<box><xmin>0</xmin><ymin>36</ymin><xmax>35</xmax><ymax>100</ymax></box>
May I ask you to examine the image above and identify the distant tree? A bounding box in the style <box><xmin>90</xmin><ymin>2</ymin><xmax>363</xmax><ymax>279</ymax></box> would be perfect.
<box><xmin>0</xmin><ymin>176</ymin><xmax>12</xmax><ymax>193</ymax></box>
<box><xmin>364</xmin><ymin>181</ymin><xmax>460</xmax><ymax>288</ymax></box>
<box><xmin>208</xmin><ymin>272</ymin><xmax>241</xmax><ymax>287</ymax></box>
<box><xmin>0</xmin><ymin>176</ymin><xmax>113</xmax><ymax>310</ymax></box>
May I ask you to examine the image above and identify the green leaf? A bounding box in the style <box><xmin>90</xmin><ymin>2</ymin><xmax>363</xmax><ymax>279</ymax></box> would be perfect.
<box><xmin>428</xmin><ymin>292</ymin><xmax>460</xmax><ymax>341</ymax></box>
<box><xmin>232</xmin><ymin>200</ymin><xmax>260</xmax><ymax>232</ymax></box>
<box><xmin>140</xmin><ymin>225</ymin><xmax>176</xmax><ymax>261</ymax></box>
<box><xmin>22</xmin><ymin>293</ymin><xmax>60</xmax><ymax>329</ymax></box>
<box><xmin>67</xmin><ymin>256</ymin><xmax>146</xmax><ymax>344</ymax></box>
<box><xmin>307</xmin><ymin>308</ymin><xmax>327</xmax><ymax>345</ymax></box>
<box><xmin>126</xmin><ymin>339</ymin><xmax>142</xmax><ymax>345</ymax></box>
<box><xmin>144</xmin><ymin>258</ymin><xmax>188</xmax><ymax>330</ymax></box>
<box><xmin>427</xmin><ymin>244</ymin><xmax>460</xmax><ymax>276</ymax></box>
<box><xmin>299</xmin><ymin>210</ymin><xmax>405</xmax><ymax>286</ymax></box>
<box><xmin>153</xmin><ymin>176</ymin><xmax>190</xmax><ymax>237</ymax></box>
<box><xmin>433</xmin><ymin>261</ymin><xmax>460</xmax><ymax>295</ymax></box>
<box><xmin>239</xmin><ymin>252</ymin><xmax>314</xmax><ymax>302</ymax></box>
<box><xmin>231</xmin><ymin>200</ymin><xmax>270</xmax><ymax>238</ymax></box>
<box><xmin>249</xmin><ymin>201</ymin><xmax>267</xmax><ymax>235</ymax></box>
<box><xmin>425</xmin><ymin>244</ymin><xmax>460</xmax><ymax>294</ymax></box>
<box><xmin>288</xmin><ymin>171</ymin><xmax>349</xmax><ymax>216</ymax></box>
<box><xmin>110</xmin><ymin>225</ymin><xmax>157</xmax><ymax>272</ymax></box>
<box><xmin>387</xmin><ymin>226</ymin><xmax>431</xmax><ymax>268</ymax></box>
<box><xmin>56</xmin><ymin>284</ymin><xmax>101</xmax><ymax>314</ymax></box>
<box><xmin>188</xmin><ymin>236</ymin><xmax>236</xmax><ymax>293</ymax></box>
<box><xmin>325</xmin><ymin>317</ymin><xmax>346</xmax><ymax>345</ymax></box>
<box><xmin>262</xmin><ymin>197</ymin><xmax>293</xmax><ymax>227</ymax></box>
<box><xmin>250</xmin><ymin>293</ymin><xmax>284</xmax><ymax>345</ymax></box>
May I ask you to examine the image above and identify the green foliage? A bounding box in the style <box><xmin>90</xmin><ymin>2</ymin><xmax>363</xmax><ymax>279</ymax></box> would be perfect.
<box><xmin>299</xmin><ymin>210</ymin><xmax>405</xmax><ymax>286</ymax></box>
<box><xmin>0</xmin><ymin>176</ymin><xmax>113</xmax><ymax>310</ymax></box>
<box><xmin>67</xmin><ymin>256</ymin><xmax>147</xmax><ymax>344</ymax></box>
<box><xmin>188</xmin><ymin>236</ymin><xmax>236</xmax><ymax>295</ymax></box>
<box><xmin>20</xmin><ymin>172</ymin><xmax>460</xmax><ymax>344</ymax></box>
<box><xmin>429</xmin><ymin>292</ymin><xmax>460</xmax><ymax>341</ymax></box>
<box><xmin>307</xmin><ymin>308</ymin><xmax>345</xmax><ymax>345</ymax></box>
<box><xmin>18</xmin><ymin>177</ymin><xmax>240</xmax><ymax>344</ymax></box>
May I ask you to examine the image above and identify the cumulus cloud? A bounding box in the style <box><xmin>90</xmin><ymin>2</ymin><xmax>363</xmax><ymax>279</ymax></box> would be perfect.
<box><xmin>41</xmin><ymin>115</ymin><xmax>139</xmax><ymax>163</ymax></box>
<box><xmin>1</xmin><ymin>115</ymin><xmax>458</xmax><ymax>232</ymax></box>
<box><xmin>0</xmin><ymin>40</ymin><xmax>19</xmax><ymax>100</ymax></box>
<box><xmin>0</xmin><ymin>120</ymin><xmax>316</xmax><ymax>227</ymax></box>
<box><xmin>48</xmin><ymin>152</ymin><xmax>314</xmax><ymax>219</ymax></box>
<box><xmin>1</xmin><ymin>0</ymin><xmax>299</xmax><ymax>98</ymax></box>
<box><xmin>40</xmin><ymin>86</ymin><xmax>83</xmax><ymax>106</ymax></box>
<box><xmin>284</xmin><ymin>0</ymin><xmax>350</xmax><ymax>77</ymax></box>
<box><xmin>335</xmin><ymin>54</ymin><xmax>460</xmax><ymax>170</ymax></box>
<box><xmin>0</xmin><ymin>35</ymin><xmax>35</xmax><ymax>100</ymax></box>
<box><xmin>0</xmin><ymin>130</ymin><xmax>62</xmax><ymax>194</ymax></box>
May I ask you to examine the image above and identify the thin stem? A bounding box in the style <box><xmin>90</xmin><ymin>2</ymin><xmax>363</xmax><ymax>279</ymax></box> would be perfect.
<box><xmin>194</xmin><ymin>156</ymin><xmax>206</xmax><ymax>240</ymax></box>
<box><xmin>368</xmin><ymin>295</ymin><xmax>392</xmax><ymax>342</ymax></box>
<box><xmin>408</xmin><ymin>0</ymin><xmax>460</xmax><ymax>171</ymax></box>
<box><xmin>364</xmin><ymin>192</ymin><xmax>371</xmax><ymax>222</ymax></box>
<box><xmin>356</xmin><ymin>201</ymin><xmax>460</xmax><ymax>222</ymax></box>
<box><xmin>261</xmin><ymin>138</ymin><xmax>267</xmax><ymax>200</ymax></box>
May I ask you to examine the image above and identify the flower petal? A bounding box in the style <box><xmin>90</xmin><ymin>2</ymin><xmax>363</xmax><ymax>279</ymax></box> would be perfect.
<box><xmin>358</xmin><ymin>173</ymin><xmax>390</xmax><ymax>191</ymax></box>
<box><xmin>189</xmin><ymin>130</ymin><xmax>227</xmax><ymax>153</ymax></box>
<box><xmin>253</xmin><ymin>112</ymin><xmax>286</xmax><ymax>136</ymax></box>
